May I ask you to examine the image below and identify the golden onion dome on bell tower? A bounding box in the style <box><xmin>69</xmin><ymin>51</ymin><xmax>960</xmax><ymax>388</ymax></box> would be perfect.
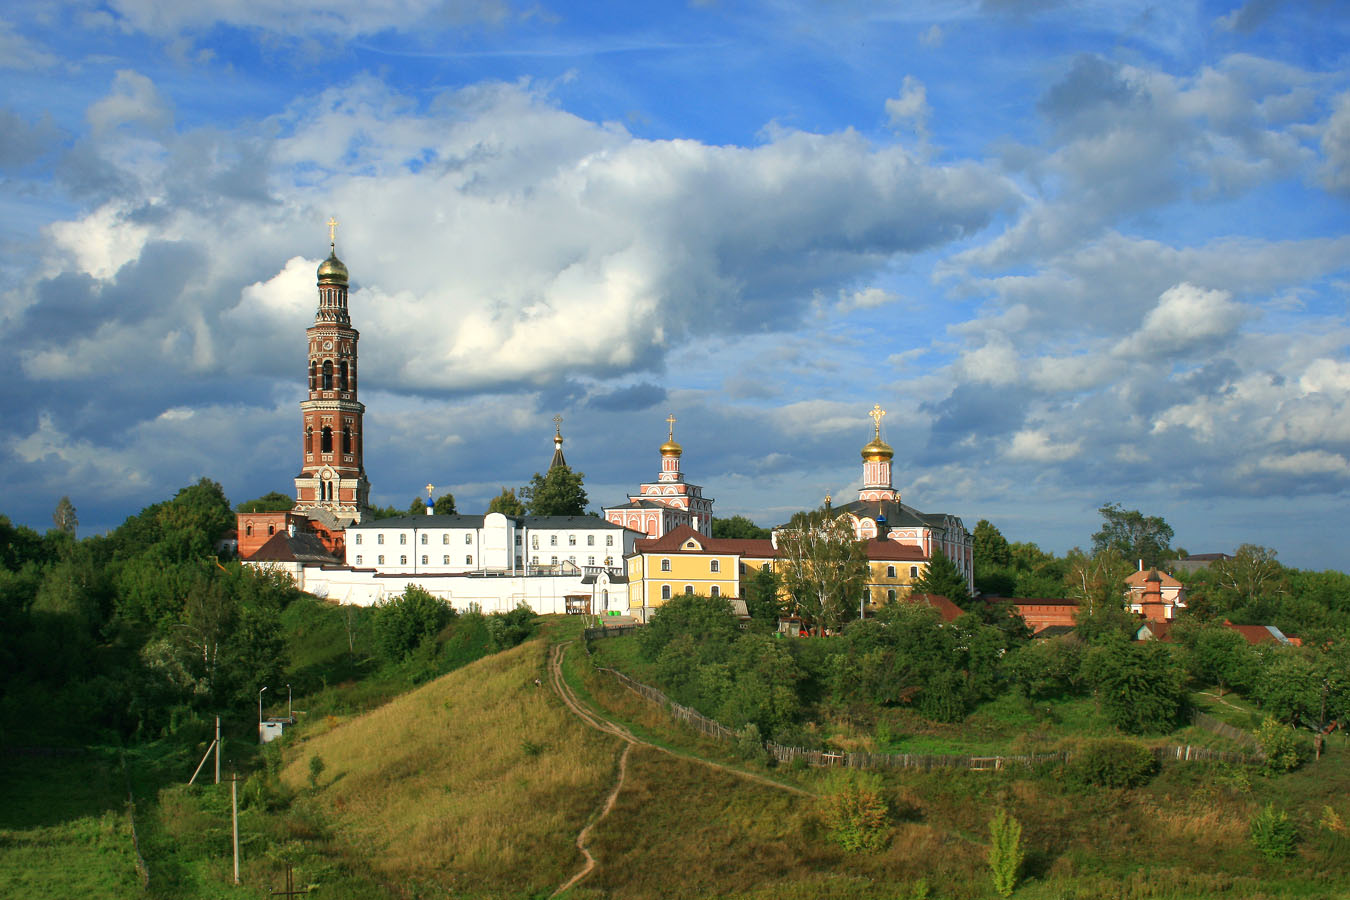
<box><xmin>660</xmin><ymin>413</ymin><xmax>683</xmax><ymax>456</ymax></box>
<box><xmin>317</xmin><ymin>217</ymin><xmax>349</xmax><ymax>285</ymax></box>
<box><xmin>861</xmin><ymin>403</ymin><xmax>893</xmax><ymax>460</ymax></box>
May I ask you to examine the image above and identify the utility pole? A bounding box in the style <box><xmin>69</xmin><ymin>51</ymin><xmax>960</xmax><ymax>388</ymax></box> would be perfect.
<box><xmin>231</xmin><ymin>772</ymin><xmax>240</xmax><ymax>885</ymax></box>
<box><xmin>214</xmin><ymin>717</ymin><xmax>221</xmax><ymax>784</ymax></box>
<box><xmin>259</xmin><ymin>685</ymin><xmax>268</xmax><ymax>744</ymax></box>
<box><xmin>287</xmin><ymin>684</ymin><xmax>292</xmax><ymax>722</ymax></box>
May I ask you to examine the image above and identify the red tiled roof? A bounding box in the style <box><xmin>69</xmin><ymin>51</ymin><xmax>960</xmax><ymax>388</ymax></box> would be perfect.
<box><xmin>864</xmin><ymin>540</ymin><xmax>926</xmax><ymax>561</ymax></box>
<box><xmin>633</xmin><ymin>524</ymin><xmax>776</xmax><ymax>556</ymax></box>
<box><xmin>1125</xmin><ymin>569</ymin><xmax>1182</xmax><ymax>588</ymax></box>
<box><xmin>909</xmin><ymin>592</ymin><xmax>966</xmax><ymax>623</ymax></box>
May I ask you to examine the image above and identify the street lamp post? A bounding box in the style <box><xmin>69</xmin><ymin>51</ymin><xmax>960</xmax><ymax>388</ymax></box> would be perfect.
<box><xmin>258</xmin><ymin>686</ymin><xmax>268</xmax><ymax>744</ymax></box>
<box><xmin>287</xmin><ymin>683</ymin><xmax>292</xmax><ymax>722</ymax></box>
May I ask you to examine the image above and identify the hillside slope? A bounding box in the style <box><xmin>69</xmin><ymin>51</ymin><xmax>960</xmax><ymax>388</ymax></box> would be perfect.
<box><xmin>280</xmin><ymin>635</ymin><xmax>618</xmax><ymax>898</ymax></box>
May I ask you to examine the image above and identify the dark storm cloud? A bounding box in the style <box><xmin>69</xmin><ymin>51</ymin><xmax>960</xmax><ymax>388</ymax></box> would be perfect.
<box><xmin>921</xmin><ymin>384</ymin><xmax>1029</xmax><ymax>458</ymax></box>
<box><xmin>586</xmin><ymin>382</ymin><xmax>667</xmax><ymax>412</ymax></box>
<box><xmin>0</xmin><ymin>109</ymin><xmax>65</xmax><ymax>169</ymax></box>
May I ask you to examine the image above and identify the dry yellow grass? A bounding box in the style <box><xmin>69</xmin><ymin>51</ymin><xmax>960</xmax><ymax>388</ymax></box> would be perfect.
<box><xmin>280</xmin><ymin>637</ymin><xmax>618</xmax><ymax>897</ymax></box>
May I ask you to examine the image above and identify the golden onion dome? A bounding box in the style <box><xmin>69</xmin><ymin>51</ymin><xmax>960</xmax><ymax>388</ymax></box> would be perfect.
<box><xmin>660</xmin><ymin>438</ymin><xmax>683</xmax><ymax>456</ymax></box>
<box><xmin>317</xmin><ymin>251</ymin><xmax>348</xmax><ymax>285</ymax></box>
<box><xmin>861</xmin><ymin>437</ymin><xmax>893</xmax><ymax>461</ymax></box>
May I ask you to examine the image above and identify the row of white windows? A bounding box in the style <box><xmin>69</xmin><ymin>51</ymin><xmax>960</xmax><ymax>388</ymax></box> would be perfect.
<box><xmin>355</xmin><ymin>555</ymin><xmax>475</xmax><ymax>566</ymax></box>
<box><xmin>659</xmin><ymin>585</ymin><xmax>721</xmax><ymax>599</ymax></box>
<box><xmin>527</xmin><ymin>556</ymin><xmax>611</xmax><ymax>566</ymax></box>
<box><xmin>532</xmin><ymin>534</ymin><xmax>613</xmax><ymax>548</ymax></box>
<box><xmin>355</xmin><ymin>532</ymin><xmax>613</xmax><ymax>547</ymax></box>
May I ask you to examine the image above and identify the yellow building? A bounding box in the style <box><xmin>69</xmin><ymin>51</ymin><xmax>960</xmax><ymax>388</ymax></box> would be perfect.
<box><xmin>625</xmin><ymin>525</ymin><xmax>775</xmax><ymax>621</ymax></box>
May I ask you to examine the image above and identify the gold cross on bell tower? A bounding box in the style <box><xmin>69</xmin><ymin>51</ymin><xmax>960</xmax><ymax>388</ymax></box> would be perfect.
<box><xmin>327</xmin><ymin>217</ymin><xmax>339</xmax><ymax>250</ymax></box>
<box><xmin>553</xmin><ymin>414</ymin><xmax>563</xmax><ymax>436</ymax></box>
<box><xmin>666</xmin><ymin>413</ymin><xmax>677</xmax><ymax>441</ymax></box>
<box><xmin>869</xmin><ymin>403</ymin><xmax>886</xmax><ymax>439</ymax></box>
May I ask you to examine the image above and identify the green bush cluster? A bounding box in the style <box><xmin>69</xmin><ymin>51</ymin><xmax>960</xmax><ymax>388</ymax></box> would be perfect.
<box><xmin>1256</xmin><ymin>717</ymin><xmax>1307</xmax><ymax>773</ymax></box>
<box><xmin>1250</xmin><ymin>803</ymin><xmax>1299</xmax><ymax>860</ymax></box>
<box><xmin>1067</xmin><ymin>739</ymin><xmax>1159</xmax><ymax>789</ymax></box>
<box><xmin>820</xmin><ymin>772</ymin><xmax>890</xmax><ymax>854</ymax></box>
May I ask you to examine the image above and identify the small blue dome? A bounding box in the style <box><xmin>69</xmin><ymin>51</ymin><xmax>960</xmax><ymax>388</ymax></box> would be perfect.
<box><xmin>425</xmin><ymin>497</ymin><xmax>434</xmax><ymax>508</ymax></box>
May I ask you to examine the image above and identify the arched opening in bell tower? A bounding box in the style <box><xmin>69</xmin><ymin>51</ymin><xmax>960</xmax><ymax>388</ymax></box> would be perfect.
<box><xmin>305</xmin><ymin>427</ymin><xmax>313</xmax><ymax>452</ymax></box>
<box><xmin>322</xmin><ymin>361</ymin><xmax>333</xmax><ymax>390</ymax></box>
<box><xmin>309</xmin><ymin>361</ymin><xmax>316</xmax><ymax>390</ymax></box>
<box><xmin>321</xmin><ymin>426</ymin><xmax>333</xmax><ymax>452</ymax></box>
<box><xmin>339</xmin><ymin>361</ymin><xmax>349</xmax><ymax>391</ymax></box>
<box><xmin>342</xmin><ymin>426</ymin><xmax>352</xmax><ymax>454</ymax></box>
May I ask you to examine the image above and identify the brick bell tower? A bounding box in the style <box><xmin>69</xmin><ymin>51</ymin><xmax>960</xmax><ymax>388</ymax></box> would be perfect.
<box><xmin>293</xmin><ymin>219</ymin><xmax>371</xmax><ymax>525</ymax></box>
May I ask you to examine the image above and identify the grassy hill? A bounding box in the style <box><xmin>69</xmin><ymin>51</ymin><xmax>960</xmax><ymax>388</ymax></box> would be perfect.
<box><xmin>279</xmin><ymin>629</ymin><xmax>619</xmax><ymax>898</ymax></box>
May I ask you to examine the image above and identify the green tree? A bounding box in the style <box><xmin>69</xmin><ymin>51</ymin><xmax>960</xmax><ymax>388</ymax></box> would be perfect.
<box><xmin>1067</xmin><ymin>548</ymin><xmax>1138</xmax><ymax>643</ymax></box>
<box><xmin>973</xmin><ymin>519</ymin><xmax>1011</xmax><ymax>568</ymax></box>
<box><xmin>638</xmin><ymin>593</ymin><xmax>739</xmax><ymax>661</ymax></box>
<box><xmin>373</xmin><ymin>585</ymin><xmax>454</xmax><ymax>663</ymax></box>
<box><xmin>520</xmin><ymin>465</ymin><xmax>588</xmax><ymax>516</ymax></box>
<box><xmin>775</xmin><ymin>509</ymin><xmax>869</xmax><ymax>635</ymax></box>
<box><xmin>1091</xmin><ymin>503</ymin><xmax>1174</xmax><ymax>568</ymax></box>
<box><xmin>743</xmin><ymin>566</ymin><xmax>784</xmax><ymax>625</ymax></box>
<box><xmin>433</xmin><ymin>493</ymin><xmax>457</xmax><ymax>515</ymax></box>
<box><xmin>1181</xmin><ymin>623</ymin><xmax>1258</xmax><ymax>695</ymax></box>
<box><xmin>486</xmin><ymin>487</ymin><xmax>526</xmax><ymax>516</ymax></box>
<box><xmin>711</xmin><ymin>515</ymin><xmax>771</xmax><ymax>540</ymax></box>
<box><xmin>236</xmin><ymin>491</ymin><xmax>295</xmax><ymax>513</ymax></box>
<box><xmin>988</xmin><ymin>808</ymin><xmax>1024</xmax><ymax>897</ymax></box>
<box><xmin>1083</xmin><ymin>639</ymin><xmax>1187</xmax><ymax>734</ymax></box>
<box><xmin>407</xmin><ymin>496</ymin><xmax>428</xmax><ymax>516</ymax></box>
<box><xmin>1209</xmin><ymin>544</ymin><xmax>1286</xmax><ymax>613</ymax></box>
<box><xmin>52</xmin><ymin>496</ymin><xmax>78</xmax><ymax>537</ymax></box>
<box><xmin>911</xmin><ymin>547</ymin><xmax>972</xmax><ymax>608</ymax></box>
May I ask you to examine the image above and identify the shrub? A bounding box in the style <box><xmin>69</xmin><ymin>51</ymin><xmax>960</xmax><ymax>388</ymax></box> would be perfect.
<box><xmin>820</xmin><ymin>771</ymin><xmax>890</xmax><ymax>853</ymax></box>
<box><xmin>735</xmin><ymin>723</ymin><xmax>767</xmax><ymax>762</ymax></box>
<box><xmin>307</xmin><ymin>754</ymin><xmax>326</xmax><ymax>791</ymax></box>
<box><xmin>1256</xmin><ymin>717</ymin><xmax>1307</xmax><ymax>773</ymax></box>
<box><xmin>1250</xmin><ymin>803</ymin><xmax>1298</xmax><ymax>860</ymax></box>
<box><xmin>1068</xmin><ymin>739</ymin><xmax>1159</xmax><ymax>789</ymax></box>
<box><xmin>988</xmin><ymin>807</ymin><xmax>1024</xmax><ymax>897</ymax></box>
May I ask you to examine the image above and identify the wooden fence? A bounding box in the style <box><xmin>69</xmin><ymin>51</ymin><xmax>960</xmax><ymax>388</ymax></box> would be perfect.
<box><xmin>585</xmin><ymin>630</ymin><xmax>1266</xmax><ymax>770</ymax></box>
<box><xmin>1190</xmin><ymin>709</ymin><xmax>1263</xmax><ymax>753</ymax></box>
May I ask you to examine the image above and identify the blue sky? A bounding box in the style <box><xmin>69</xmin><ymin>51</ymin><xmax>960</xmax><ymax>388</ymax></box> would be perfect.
<box><xmin>2</xmin><ymin>0</ymin><xmax>1349</xmax><ymax>570</ymax></box>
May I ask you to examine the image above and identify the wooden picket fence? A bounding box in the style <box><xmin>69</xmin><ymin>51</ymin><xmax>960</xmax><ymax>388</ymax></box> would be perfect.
<box><xmin>1190</xmin><ymin>709</ymin><xmax>1263</xmax><ymax>753</ymax></box>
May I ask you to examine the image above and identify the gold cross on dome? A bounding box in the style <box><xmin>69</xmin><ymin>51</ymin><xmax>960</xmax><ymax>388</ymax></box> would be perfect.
<box><xmin>327</xmin><ymin>217</ymin><xmax>339</xmax><ymax>248</ymax></box>
<box><xmin>425</xmin><ymin>483</ymin><xmax>434</xmax><ymax>498</ymax></box>
<box><xmin>869</xmin><ymin>403</ymin><xmax>886</xmax><ymax>438</ymax></box>
<box><xmin>553</xmin><ymin>414</ymin><xmax>563</xmax><ymax>434</ymax></box>
<box><xmin>666</xmin><ymin>413</ymin><xmax>676</xmax><ymax>440</ymax></box>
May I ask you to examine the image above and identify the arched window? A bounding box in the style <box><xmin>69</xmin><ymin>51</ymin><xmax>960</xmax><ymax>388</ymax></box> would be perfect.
<box><xmin>684</xmin><ymin>585</ymin><xmax>694</xmax><ymax>595</ymax></box>
<box><xmin>710</xmin><ymin>585</ymin><xmax>720</xmax><ymax>597</ymax></box>
<box><xmin>245</xmin><ymin>524</ymin><xmax>253</xmax><ymax>536</ymax></box>
<box><xmin>308</xmin><ymin>361</ymin><xmax>316</xmax><ymax>390</ymax></box>
<box><xmin>661</xmin><ymin>585</ymin><xmax>671</xmax><ymax>600</ymax></box>
<box><xmin>887</xmin><ymin>589</ymin><xmax>897</xmax><ymax>602</ymax></box>
<box><xmin>661</xmin><ymin>559</ymin><xmax>671</xmax><ymax>572</ymax></box>
<box><xmin>910</xmin><ymin>566</ymin><xmax>919</xmax><ymax>578</ymax></box>
<box><xmin>710</xmin><ymin>560</ymin><xmax>720</xmax><ymax>573</ymax></box>
<box><xmin>863</xmin><ymin>588</ymin><xmax>871</xmax><ymax>603</ymax></box>
<box><xmin>342</xmin><ymin>426</ymin><xmax>352</xmax><ymax>453</ymax></box>
<box><xmin>305</xmin><ymin>427</ymin><xmax>313</xmax><ymax>452</ymax></box>
<box><xmin>887</xmin><ymin>565</ymin><xmax>896</xmax><ymax>578</ymax></box>
<box><xmin>339</xmin><ymin>361</ymin><xmax>349</xmax><ymax>391</ymax></box>
<box><xmin>322</xmin><ymin>360</ymin><xmax>333</xmax><ymax>390</ymax></box>
<box><xmin>587</xmin><ymin>534</ymin><xmax>595</xmax><ymax>546</ymax></box>
<box><xmin>268</xmin><ymin>524</ymin><xmax>275</xmax><ymax>536</ymax></box>
<box><xmin>321</xmin><ymin>426</ymin><xmax>333</xmax><ymax>452</ymax></box>
<box><xmin>355</xmin><ymin>534</ymin><xmax>362</xmax><ymax>544</ymax></box>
